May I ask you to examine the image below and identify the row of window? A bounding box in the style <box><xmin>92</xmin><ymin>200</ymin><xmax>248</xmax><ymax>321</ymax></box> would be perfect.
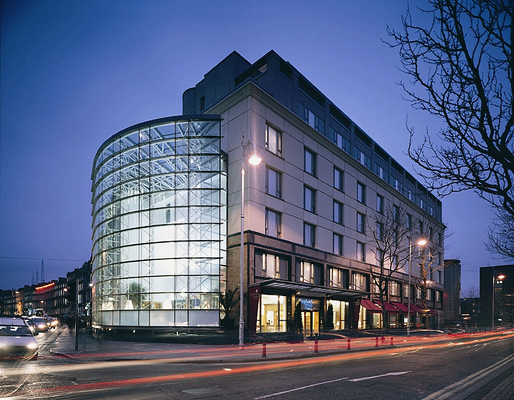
<box><xmin>254</xmin><ymin>250</ymin><xmax>443</xmax><ymax>300</ymax></box>
<box><xmin>267</xmin><ymin>122</ymin><xmax>439</xmax><ymax>219</ymax></box>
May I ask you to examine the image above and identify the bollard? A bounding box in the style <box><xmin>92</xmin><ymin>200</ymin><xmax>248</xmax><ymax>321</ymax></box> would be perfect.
<box><xmin>262</xmin><ymin>343</ymin><xmax>267</xmax><ymax>358</ymax></box>
<box><xmin>347</xmin><ymin>338</ymin><xmax>351</xmax><ymax>350</ymax></box>
<box><xmin>314</xmin><ymin>338</ymin><xmax>319</xmax><ymax>353</ymax></box>
<box><xmin>391</xmin><ymin>336</ymin><xmax>394</xmax><ymax>346</ymax></box>
<box><xmin>381</xmin><ymin>336</ymin><xmax>385</xmax><ymax>343</ymax></box>
<box><xmin>375</xmin><ymin>336</ymin><xmax>379</xmax><ymax>347</ymax></box>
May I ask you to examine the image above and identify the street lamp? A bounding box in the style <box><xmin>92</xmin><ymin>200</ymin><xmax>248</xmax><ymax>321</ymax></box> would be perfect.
<box><xmin>407</xmin><ymin>238</ymin><xmax>427</xmax><ymax>335</ymax></box>
<box><xmin>492</xmin><ymin>272</ymin><xmax>506</xmax><ymax>329</ymax></box>
<box><xmin>239</xmin><ymin>136</ymin><xmax>261</xmax><ymax>348</ymax></box>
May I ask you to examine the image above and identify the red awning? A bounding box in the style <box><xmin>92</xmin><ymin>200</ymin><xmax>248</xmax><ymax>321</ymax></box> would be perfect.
<box><xmin>391</xmin><ymin>302</ymin><xmax>409</xmax><ymax>313</ymax></box>
<box><xmin>410</xmin><ymin>304</ymin><xmax>425</xmax><ymax>313</ymax></box>
<box><xmin>383</xmin><ymin>302</ymin><xmax>402</xmax><ymax>314</ymax></box>
<box><xmin>360</xmin><ymin>299</ymin><xmax>382</xmax><ymax>313</ymax></box>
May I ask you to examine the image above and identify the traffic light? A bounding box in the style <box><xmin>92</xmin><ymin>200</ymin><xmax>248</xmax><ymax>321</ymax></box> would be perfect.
<box><xmin>64</xmin><ymin>285</ymin><xmax>76</xmax><ymax>302</ymax></box>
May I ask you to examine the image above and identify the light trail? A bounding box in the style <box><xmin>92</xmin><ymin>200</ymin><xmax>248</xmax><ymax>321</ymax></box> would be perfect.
<box><xmin>2</xmin><ymin>330</ymin><xmax>513</xmax><ymax>397</ymax></box>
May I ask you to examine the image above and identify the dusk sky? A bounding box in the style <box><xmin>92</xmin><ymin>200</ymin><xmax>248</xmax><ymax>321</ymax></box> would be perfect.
<box><xmin>1</xmin><ymin>0</ymin><xmax>508</xmax><ymax>294</ymax></box>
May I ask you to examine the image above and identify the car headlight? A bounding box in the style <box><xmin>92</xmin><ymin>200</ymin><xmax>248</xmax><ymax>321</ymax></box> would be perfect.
<box><xmin>27</xmin><ymin>343</ymin><xmax>38</xmax><ymax>350</ymax></box>
<box><xmin>37</xmin><ymin>324</ymin><xmax>46</xmax><ymax>329</ymax></box>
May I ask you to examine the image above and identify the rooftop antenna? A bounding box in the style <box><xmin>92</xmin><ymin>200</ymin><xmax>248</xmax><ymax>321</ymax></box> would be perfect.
<box><xmin>41</xmin><ymin>259</ymin><xmax>45</xmax><ymax>282</ymax></box>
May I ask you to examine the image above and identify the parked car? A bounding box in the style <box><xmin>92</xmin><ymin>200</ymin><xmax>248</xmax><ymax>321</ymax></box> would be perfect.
<box><xmin>0</xmin><ymin>316</ymin><xmax>38</xmax><ymax>360</ymax></box>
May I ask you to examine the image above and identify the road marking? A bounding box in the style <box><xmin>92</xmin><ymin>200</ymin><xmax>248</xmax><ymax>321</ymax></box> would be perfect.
<box><xmin>254</xmin><ymin>377</ymin><xmax>349</xmax><ymax>399</ymax></box>
<box><xmin>349</xmin><ymin>371</ymin><xmax>411</xmax><ymax>382</ymax></box>
<box><xmin>422</xmin><ymin>353</ymin><xmax>514</xmax><ymax>400</ymax></box>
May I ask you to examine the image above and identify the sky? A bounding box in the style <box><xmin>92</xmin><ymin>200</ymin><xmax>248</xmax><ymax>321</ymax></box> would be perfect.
<box><xmin>1</xmin><ymin>0</ymin><xmax>509</xmax><ymax>294</ymax></box>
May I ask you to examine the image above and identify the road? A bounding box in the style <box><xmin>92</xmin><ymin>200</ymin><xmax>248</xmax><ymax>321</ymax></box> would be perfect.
<box><xmin>1</xmin><ymin>328</ymin><xmax>513</xmax><ymax>399</ymax></box>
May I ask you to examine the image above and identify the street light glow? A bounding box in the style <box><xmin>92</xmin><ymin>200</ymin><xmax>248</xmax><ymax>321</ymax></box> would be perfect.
<box><xmin>417</xmin><ymin>239</ymin><xmax>428</xmax><ymax>246</ymax></box>
<box><xmin>497</xmin><ymin>274</ymin><xmax>506</xmax><ymax>281</ymax></box>
<box><xmin>248</xmin><ymin>154</ymin><xmax>262</xmax><ymax>166</ymax></box>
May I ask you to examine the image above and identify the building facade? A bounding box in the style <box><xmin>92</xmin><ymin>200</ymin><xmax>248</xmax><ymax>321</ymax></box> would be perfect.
<box><xmin>480</xmin><ymin>265</ymin><xmax>514</xmax><ymax>327</ymax></box>
<box><xmin>91</xmin><ymin>51</ymin><xmax>445</xmax><ymax>336</ymax></box>
<box><xmin>443</xmin><ymin>259</ymin><xmax>461</xmax><ymax>325</ymax></box>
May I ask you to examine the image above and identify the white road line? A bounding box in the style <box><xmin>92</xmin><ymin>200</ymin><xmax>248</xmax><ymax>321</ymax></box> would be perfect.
<box><xmin>254</xmin><ymin>376</ymin><xmax>349</xmax><ymax>399</ymax></box>
<box><xmin>349</xmin><ymin>371</ymin><xmax>411</xmax><ymax>382</ymax></box>
<box><xmin>422</xmin><ymin>353</ymin><xmax>514</xmax><ymax>400</ymax></box>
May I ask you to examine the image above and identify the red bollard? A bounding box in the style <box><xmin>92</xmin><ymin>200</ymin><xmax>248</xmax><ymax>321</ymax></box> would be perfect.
<box><xmin>381</xmin><ymin>336</ymin><xmax>385</xmax><ymax>343</ymax></box>
<box><xmin>375</xmin><ymin>336</ymin><xmax>379</xmax><ymax>347</ymax></box>
<box><xmin>391</xmin><ymin>336</ymin><xmax>394</xmax><ymax>346</ymax></box>
<box><xmin>347</xmin><ymin>338</ymin><xmax>351</xmax><ymax>350</ymax></box>
<box><xmin>262</xmin><ymin>343</ymin><xmax>267</xmax><ymax>358</ymax></box>
<box><xmin>314</xmin><ymin>338</ymin><xmax>319</xmax><ymax>353</ymax></box>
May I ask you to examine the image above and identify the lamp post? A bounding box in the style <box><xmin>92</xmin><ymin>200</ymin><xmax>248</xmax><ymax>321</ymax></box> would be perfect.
<box><xmin>407</xmin><ymin>238</ymin><xmax>427</xmax><ymax>335</ymax></box>
<box><xmin>239</xmin><ymin>136</ymin><xmax>261</xmax><ymax>348</ymax></box>
<box><xmin>492</xmin><ymin>272</ymin><xmax>506</xmax><ymax>329</ymax></box>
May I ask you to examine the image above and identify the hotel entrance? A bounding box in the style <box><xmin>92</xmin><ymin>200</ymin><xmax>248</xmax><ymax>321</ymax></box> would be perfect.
<box><xmin>299</xmin><ymin>298</ymin><xmax>320</xmax><ymax>336</ymax></box>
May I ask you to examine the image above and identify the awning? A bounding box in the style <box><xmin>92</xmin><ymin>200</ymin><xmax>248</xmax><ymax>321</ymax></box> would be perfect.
<box><xmin>382</xmin><ymin>302</ymin><xmax>402</xmax><ymax>314</ymax></box>
<box><xmin>410</xmin><ymin>304</ymin><xmax>425</xmax><ymax>313</ymax></box>
<box><xmin>391</xmin><ymin>302</ymin><xmax>409</xmax><ymax>313</ymax></box>
<box><xmin>360</xmin><ymin>299</ymin><xmax>382</xmax><ymax>313</ymax></box>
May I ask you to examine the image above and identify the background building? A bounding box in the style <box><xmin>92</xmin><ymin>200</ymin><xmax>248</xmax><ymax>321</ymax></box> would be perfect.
<box><xmin>480</xmin><ymin>265</ymin><xmax>514</xmax><ymax>327</ymax></box>
<box><xmin>443</xmin><ymin>259</ymin><xmax>461</xmax><ymax>326</ymax></box>
<box><xmin>91</xmin><ymin>51</ymin><xmax>446</xmax><ymax>336</ymax></box>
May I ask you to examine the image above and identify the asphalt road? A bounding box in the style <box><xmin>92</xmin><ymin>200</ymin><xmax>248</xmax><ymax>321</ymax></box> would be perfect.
<box><xmin>1</xmin><ymin>329</ymin><xmax>513</xmax><ymax>399</ymax></box>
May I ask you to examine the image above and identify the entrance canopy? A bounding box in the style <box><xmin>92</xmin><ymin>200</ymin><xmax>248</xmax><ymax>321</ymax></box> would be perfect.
<box><xmin>360</xmin><ymin>299</ymin><xmax>382</xmax><ymax>313</ymax></box>
<box><xmin>254</xmin><ymin>279</ymin><xmax>364</xmax><ymax>300</ymax></box>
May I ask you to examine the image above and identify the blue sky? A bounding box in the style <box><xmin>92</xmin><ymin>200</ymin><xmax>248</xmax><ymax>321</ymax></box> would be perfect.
<box><xmin>0</xmin><ymin>0</ymin><xmax>506</xmax><ymax>294</ymax></box>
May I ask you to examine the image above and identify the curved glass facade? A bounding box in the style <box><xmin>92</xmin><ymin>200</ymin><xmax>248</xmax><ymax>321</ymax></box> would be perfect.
<box><xmin>91</xmin><ymin>116</ymin><xmax>226</xmax><ymax>328</ymax></box>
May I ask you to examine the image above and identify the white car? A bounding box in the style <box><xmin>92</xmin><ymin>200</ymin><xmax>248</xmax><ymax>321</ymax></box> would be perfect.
<box><xmin>0</xmin><ymin>316</ymin><xmax>39</xmax><ymax>360</ymax></box>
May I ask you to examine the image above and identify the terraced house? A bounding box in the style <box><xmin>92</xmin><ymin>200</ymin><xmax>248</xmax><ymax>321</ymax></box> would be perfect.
<box><xmin>90</xmin><ymin>51</ymin><xmax>445</xmax><ymax>338</ymax></box>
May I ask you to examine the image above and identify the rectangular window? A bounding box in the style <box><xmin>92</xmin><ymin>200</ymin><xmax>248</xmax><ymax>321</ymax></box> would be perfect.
<box><xmin>376</xmin><ymin>222</ymin><xmax>384</xmax><ymax>241</ymax></box>
<box><xmin>255</xmin><ymin>251</ymin><xmax>289</xmax><ymax>280</ymax></box>
<box><xmin>389</xmin><ymin>281</ymin><xmax>400</xmax><ymax>296</ymax></box>
<box><xmin>265</xmin><ymin>209</ymin><xmax>281</xmax><ymax>238</ymax></box>
<box><xmin>353</xmin><ymin>272</ymin><xmax>367</xmax><ymax>291</ymax></box>
<box><xmin>357</xmin><ymin>182</ymin><xmax>366</xmax><ymax>204</ymax></box>
<box><xmin>304</xmin><ymin>148</ymin><xmax>317</xmax><ymax>176</ymax></box>
<box><xmin>407</xmin><ymin>214</ymin><xmax>412</xmax><ymax>229</ymax></box>
<box><xmin>304</xmin><ymin>186</ymin><xmax>316</xmax><ymax>213</ymax></box>
<box><xmin>296</xmin><ymin>260</ymin><xmax>322</xmax><ymax>284</ymax></box>
<box><xmin>328</xmin><ymin>267</ymin><xmax>343</xmax><ymax>287</ymax></box>
<box><xmin>393</xmin><ymin>205</ymin><xmax>400</xmax><ymax>222</ymax></box>
<box><xmin>357</xmin><ymin>212</ymin><xmax>366</xmax><ymax>234</ymax></box>
<box><xmin>333</xmin><ymin>167</ymin><xmax>344</xmax><ymax>192</ymax></box>
<box><xmin>266</xmin><ymin>167</ymin><xmax>282</xmax><ymax>198</ymax></box>
<box><xmin>376</xmin><ymin>194</ymin><xmax>384</xmax><ymax>214</ymax></box>
<box><xmin>376</xmin><ymin>248</ymin><xmax>384</xmax><ymax>267</ymax></box>
<box><xmin>333</xmin><ymin>201</ymin><xmax>343</xmax><ymax>224</ymax></box>
<box><xmin>356</xmin><ymin>241</ymin><xmax>366</xmax><ymax>262</ymax></box>
<box><xmin>265</xmin><ymin>125</ymin><xmax>282</xmax><ymax>156</ymax></box>
<box><xmin>333</xmin><ymin>233</ymin><xmax>343</xmax><ymax>255</ymax></box>
<box><xmin>303</xmin><ymin>222</ymin><xmax>316</xmax><ymax>248</ymax></box>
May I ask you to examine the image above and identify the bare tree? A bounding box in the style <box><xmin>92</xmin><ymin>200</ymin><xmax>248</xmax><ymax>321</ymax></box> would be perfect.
<box><xmin>487</xmin><ymin>208</ymin><xmax>514</xmax><ymax>258</ymax></box>
<box><xmin>463</xmin><ymin>285</ymin><xmax>480</xmax><ymax>299</ymax></box>
<box><xmin>368</xmin><ymin>206</ymin><xmax>411</xmax><ymax>328</ymax></box>
<box><xmin>387</xmin><ymin>0</ymin><xmax>514</xmax><ymax>255</ymax></box>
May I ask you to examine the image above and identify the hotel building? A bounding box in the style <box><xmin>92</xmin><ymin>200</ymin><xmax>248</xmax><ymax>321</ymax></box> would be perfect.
<box><xmin>91</xmin><ymin>51</ymin><xmax>445</xmax><ymax>336</ymax></box>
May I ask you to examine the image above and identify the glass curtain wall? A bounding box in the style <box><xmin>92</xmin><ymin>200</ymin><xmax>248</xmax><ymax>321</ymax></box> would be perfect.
<box><xmin>91</xmin><ymin>117</ymin><xmax>227</xmax><ymax>328</ymax></box>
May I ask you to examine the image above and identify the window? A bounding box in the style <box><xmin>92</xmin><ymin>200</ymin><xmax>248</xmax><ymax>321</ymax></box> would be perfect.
<box><xmin>265</xmin><ymin>209</ymin><xmax>281</xmax><ymax>238</ymax></box>
<box><xmin>296</xmin><ymin>260</ymin><xmax>322</xmax><ymax>284</ymax></box>
<box><xmin>418</xmin><ymin>220</ymin><xmax>424</xmax><ymax>235</ymax></box>
<box><xmin>255</xmin><ymin>251</ymin><xmax>289</xmax><ymax>279</ymax></box>
<box><xmin>357</xmin><ymin>212</ymin><xmax>366</xmax><ymax>234</ymax></box>
<box><xmin>389</xmin><ymin>281</ymin><xmax>400</xmax><ymax>296</ymax></box>
<box><xmin>266</xmin><ymin>167</ymin><xmax>282</xmax><ymax>198</ymax></box>
<box><xmin>328</xmin><ymin>267</ymin><xmax>343</xmax><ymax>287</ymax></box>
<box><xmin>303</xmin><ymin>222</ymin><xmax>316</xmax><ymax>247</ymax></box>
<box><xmin>353</xmin><ymin>272</ymin><xmax>367</xmax><ymax>291</ymax></box>
<box><xmin>356</xmin><ymin>241</ymin><xmax>366</xmax><ymax>262</ymax></box>
<box><xmin>265</xmin><ymin>125</ymin><xmax>282</xmax><ymax>156</ymax></box>
<box><xmin>333</xmin><ymin>233</ymin><xmax>343</xmax><ymax>255</ymax></box>
<box><xmin>333</xmin><ymin>201</ymin><xmax>343</xmax><ymax>224</ymax></box>
<box><xmin>333</xmin><ymin>129</ymin><xmax>350</xmax><ymax>152</ymax></box>
<box><xmin>376</xmin><ymin>194</ymin><xmax>384</xmax><ymax>214</ymax></box>
<box><xmin>376</xmin><ymin>248</ymin><xmax>384</xmax><ymax>267</ymax></box>
<box><xmin>304</xmin><ymin>186</ymin><xmax>316</xmax><ymax>213</ymax></box>
<box><xmin>355</xmin><ymin>148</ymin><xmax>371</xmax><ymax>169</ymax></box>
<box><xmin>333</xmin><ymin>167</ymin><xmax>344</xmax><ymax>191</ymax></box>
<box><xmin>393</xmin><ymin>205</ymin><xmax>400</xmax><ymax>221</ymax></box>
<box><xmin>375</xmin><ymin>164</ymin><xmax>388</xmax><ymax>181</ymax></box>
<box><xmin>304</xmin><ymin>148</ymin><xmax>317</xmax><ymax>176</ymax></box>
<box><xmin>407</xmin><ymin>213</ymin><xmax>412</xmax><ymax>229</ymax></box>
<box><xmin>357</xmin><ymin>182</ymin><xmax>366</xmax><ymax>204</ymax></box>
<box><xmin>299</xmin><ymin>103</ymin><xmax>325</xmax><ymax>134</ymax></box>
<box><xmin>376</xmin><ymin>222</ymin><xmax>384</xmax><ymax>241</ymax></box>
